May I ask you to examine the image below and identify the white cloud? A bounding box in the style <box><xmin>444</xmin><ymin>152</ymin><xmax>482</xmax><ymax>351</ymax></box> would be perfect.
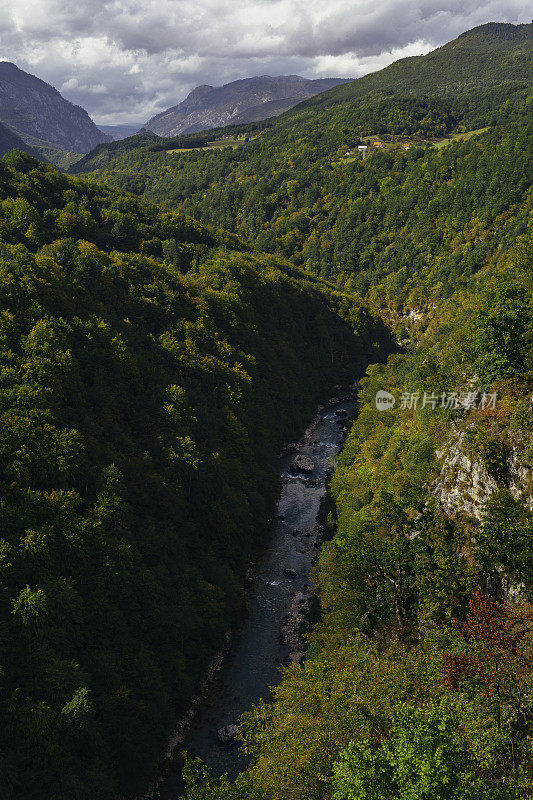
<box><xmin>0</xmin><ymin>0</ymin><xmax>529</xmax><ymax>124</ymax></box>
<box><xmin>310</xmin><ymin>40</ymin><xmax>435</xmax><ymax>78</ymax></box>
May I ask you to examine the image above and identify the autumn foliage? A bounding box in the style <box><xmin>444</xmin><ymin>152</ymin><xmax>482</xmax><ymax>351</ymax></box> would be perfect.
<box><xmin>443</xmin><ymin>591</ymin><xmax>533</xmax><ymax>698</ymax></box>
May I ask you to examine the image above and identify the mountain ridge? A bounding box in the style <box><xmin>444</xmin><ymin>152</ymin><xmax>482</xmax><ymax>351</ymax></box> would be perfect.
<box><xmin>144</xmin><ymin>74</ymin><xmax>353</xmax><ymax>136</ymax></box>
<box><xmin>287</xmin><ymin>20</ymin><xmax>532</xmax><ymax>116</ymax></box>
<box><xmin>448</xmin><ymin>20</ymin><xmax>533</xmax><ymax>45</ymax></box>
<box><xmin>71</xmin><ymin>21</ymin><xmax>532</xmax><ymax>185</ymax></box>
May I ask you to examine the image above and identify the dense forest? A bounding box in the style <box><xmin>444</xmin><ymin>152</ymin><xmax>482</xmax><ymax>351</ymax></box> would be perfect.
<box><xmin>0</xmin><ymin>151</ymin><xmax>391</xmax><ymax>798</ymax></box>
<box><xmin>186</xmin><ymin>230</ymin><xmax>533</xmax><ymax>799</ymax></box>
<box><xmin>194</xmin><ymin>258</ymin><xmax>533</xmax><ymax>784</ymax></box>
<box><xmin>0</xmin><ymin>18</ymin><xmax>532</xmax><ymax>800</ymax></box>
<box><xmin>92</xmin><ymin>21</ymin><xmax>533</xmax><ymax>800</ymax></box>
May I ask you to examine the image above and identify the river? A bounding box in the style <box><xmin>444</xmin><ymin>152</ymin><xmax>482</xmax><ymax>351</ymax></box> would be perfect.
<box><xmin>161</xmin><ymin>394</ymin><xmax>356</xmax><ymax>795</ymax></box>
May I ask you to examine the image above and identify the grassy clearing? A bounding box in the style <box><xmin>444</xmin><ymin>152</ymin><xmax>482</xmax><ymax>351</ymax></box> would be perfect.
<box><xmin>434</xmin><ymin>127</ymin><xmax>490</xmax><ymax>149</ymax></box>
<box><xmin>332</xmin><ymin>155</ymin><xmax>360</xmax><ymax>166</ymax></box>
<box><xmin>167</xmin><ymin>138</ymin><xmax>243</xmax><ymax>154</ymax></box>
<box><xmin>166</xmin><ymin>132</ymin><xmax>260</xmax><ymax>154</ymax></box>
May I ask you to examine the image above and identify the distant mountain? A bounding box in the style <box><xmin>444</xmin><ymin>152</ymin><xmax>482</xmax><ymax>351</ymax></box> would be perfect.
<box><xmin>0</xmin><ymin>119</ymin><xmax>44</xmax><ymax>160</ymax></box>
<box><xmin>0</xmin><ymin>62</ymin><xmax>110</xmax><ymax>153</ymax></box>
<box><xmin>144</xmin><ymin>75</ymin><xmax>353</xmax><ymax>136</ymax></box>
<box><xmin>98</xmin><ymin>123</ymin><xmax>145</xmax><ymax>141</ymax></box>
<box><xmin>74</xmin><ymin>21</ymin><xmax>532</xmax><ymax>184</ymax></box>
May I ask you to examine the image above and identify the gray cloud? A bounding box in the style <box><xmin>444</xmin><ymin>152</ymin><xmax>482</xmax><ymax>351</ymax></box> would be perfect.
<box><xmin>0</xmin><ymin>0</ymin><xmax>529</xmax><ymax>124</ymax></box>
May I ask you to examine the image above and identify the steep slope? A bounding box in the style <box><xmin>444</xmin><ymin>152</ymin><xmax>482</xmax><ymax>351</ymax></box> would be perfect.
<box><xmin>291</xmin><ymin>21</ymin><xmax>533</xmax><ymax>114</ymax></box>
<box><xmin>173</xmin><ymin>25</ymin><xmax>533</xmax><ymax>800</ymax></box>
<box><xmin>2</xmin><ymin>19</ymin><xmax>531</xmax><ymax>800</ymax></box>
<box><xmin>0</xmin><ymin>119</ymin><xmax>44</xmax><ymax>160</ymax></box>
<box><xmin>0</xmin><ymin>62</ymin><xmax>110</xmax><ymax>153</ymax></box>
<box><xmin>0</xmin><ymin>151</ymin><xmax>391</xmax><ymax>800</ymax></box>
<box><xmin>200</xmin><ymin>232</ymin><xmax>533</xmax><ymax>800</ymax></box>
<box><xmin>72</xmin><ymin>21</ymin><xmax>532</xmax><ymax>191</ymax></box>
<box><xmin>144</xmin><ymin>75</ymin><xmax>352</xmax><ymax>136</ymax></box>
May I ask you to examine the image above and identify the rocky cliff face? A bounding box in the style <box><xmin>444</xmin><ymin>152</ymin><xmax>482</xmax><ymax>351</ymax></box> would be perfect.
<box><xmin>0</xmin><ymin>62</ymin><xmax>110</xmax><ymax>153</ymax></box>
<box><xmin>434</xmin><ymin>427</ymin><xmax>533</xmax><ymax>520</ymax></box>
<box><xmin>431</xmin><ymin>424</ymin><xmax>532</xmax><ymax>604</ymax></box>
<box><xmin>145</xmin><ymin>75</ymin><xmax>352</xmax><ymax>137</ymax></box>
<box><xmin>433</xmin><ymin>429</ymin><xmax>498</xmax><ymax>520</ymax></box>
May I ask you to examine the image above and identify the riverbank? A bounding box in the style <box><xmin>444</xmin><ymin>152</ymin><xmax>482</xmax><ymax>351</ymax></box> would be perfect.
<box><xmin>178</xmin><ymin>392</ymin><xmax>355</xmax><ymax>786</ymax></box>
<box><xmin>138</xmin><ymin>388</ymin><xmax>357</xmax><ymax>799</ymax></box>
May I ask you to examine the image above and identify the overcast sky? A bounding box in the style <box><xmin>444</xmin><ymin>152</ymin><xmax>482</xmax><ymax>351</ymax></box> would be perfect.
<box><xmin>0</xmin><ymin>0</ymin><xmax>530</xmax><ymax>125</ymax></box>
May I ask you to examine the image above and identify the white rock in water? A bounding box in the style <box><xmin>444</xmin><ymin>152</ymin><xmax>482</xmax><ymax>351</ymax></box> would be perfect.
<box><xmin>217</xmin><ymin>724</ymin><xmax>239</xmax><ymax>744</ymax></box>
<box><xmin>291</xmin><ymin>454</ymin><xmax>314</xmax><ymax>474</ymax></box>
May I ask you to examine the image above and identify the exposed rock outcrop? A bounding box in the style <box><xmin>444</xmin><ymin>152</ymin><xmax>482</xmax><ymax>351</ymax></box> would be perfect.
<box><xmin>432</xmin><ymin>426</ymin><xmax>532</xmax><ymax>606</ymax></box>
<box><xmin>434</xmin><ymin>428</ymin><xmax>533</xmax><ymax>520</ymax></box>
<box><xmin>433</xmin><ymin>430</ymin><xmax>498</xmax><ymax>519</ymax></box>
<box><xmin>217</xmin><ymin>724</ymin><xmax>239</xmax><ymax>745</ymax></box>
<box><xmin>144</xmin><ymin>76</ymin><xmax>352</xmax><ymax>137</ymax></box>
<box><xmin>291</xmin><ymin>454</ymin><xmax>315</xmax><ymax>474</ymax></box>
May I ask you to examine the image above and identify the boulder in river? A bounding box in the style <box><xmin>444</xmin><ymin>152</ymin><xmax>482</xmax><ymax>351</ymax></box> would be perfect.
<box><xmin>217</xmin><ymin>724</ymin><xmax>239</xmax><ymax>745</ymax></box>
<box><xmin>284</xmin><ymin>568</ymin><xmax>297</xmax><ymax>578</ymax></box>
<box><xmin>282</xmin><ymin>442</ymin><xmax>299</xmax><ymax>454</ymax></box>
<box><xmin>335</xmin><ymin>409</ymin><xmax>348</xmax><ymax>417</ymax></box>
<box><xmin>291</xmin><ymin>454</ymin><xmax>315</xmax><ymax>474</ymax></box>
<box><xmin>292</xmin><ymin>528</ymin><xmax>301</xmax><ymax>537</ymax></box>
<box><xmin>291</xmin><ymin>652</ymin><xmax>306</xmax><ymax>665</ymax></box>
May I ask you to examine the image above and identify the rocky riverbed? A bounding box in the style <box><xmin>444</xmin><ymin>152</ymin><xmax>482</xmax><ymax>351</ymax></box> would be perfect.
<box><xmin>158</xmin><ymin>391</ymin><xmax>357</xmax><ymax>795</ymax></box>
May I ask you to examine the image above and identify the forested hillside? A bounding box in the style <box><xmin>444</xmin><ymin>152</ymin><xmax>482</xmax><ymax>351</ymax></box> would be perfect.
<box><xmin>186</xmin><ymin>226</ymin><xmax>533</xmax><ymax>800</ymax></box>
<box><xmin>0</xmin><ymin>151</ymin><xmax>391</xmax><ymax>799</ymax></box>
<box><xmin>1</xmin><ymin>18</ymin><xmax>532</xmax><ymax>800</ymax></box>
<box><xmin>0</xmin><ymin>121</ymin><xmax>43</xmax><ymax>161</ymax></box>
<box><xmin>71</xmin><ymin>24</ymin><xmax>532</xmax><ymax>319</ymax></box>
<box><xmin>73</xmin><ymin>22</ymin><xmax>533</xmax><ymax>800</ymax></box>
<box><xmin>295</xmin><ymin>21</ymin><xmax>532</xmax><ymax>111</ymax></box>
<box><xmin>180</xmin><ymin>127</ymin><xmax>533</xmax><ymax>800</ymax></box>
